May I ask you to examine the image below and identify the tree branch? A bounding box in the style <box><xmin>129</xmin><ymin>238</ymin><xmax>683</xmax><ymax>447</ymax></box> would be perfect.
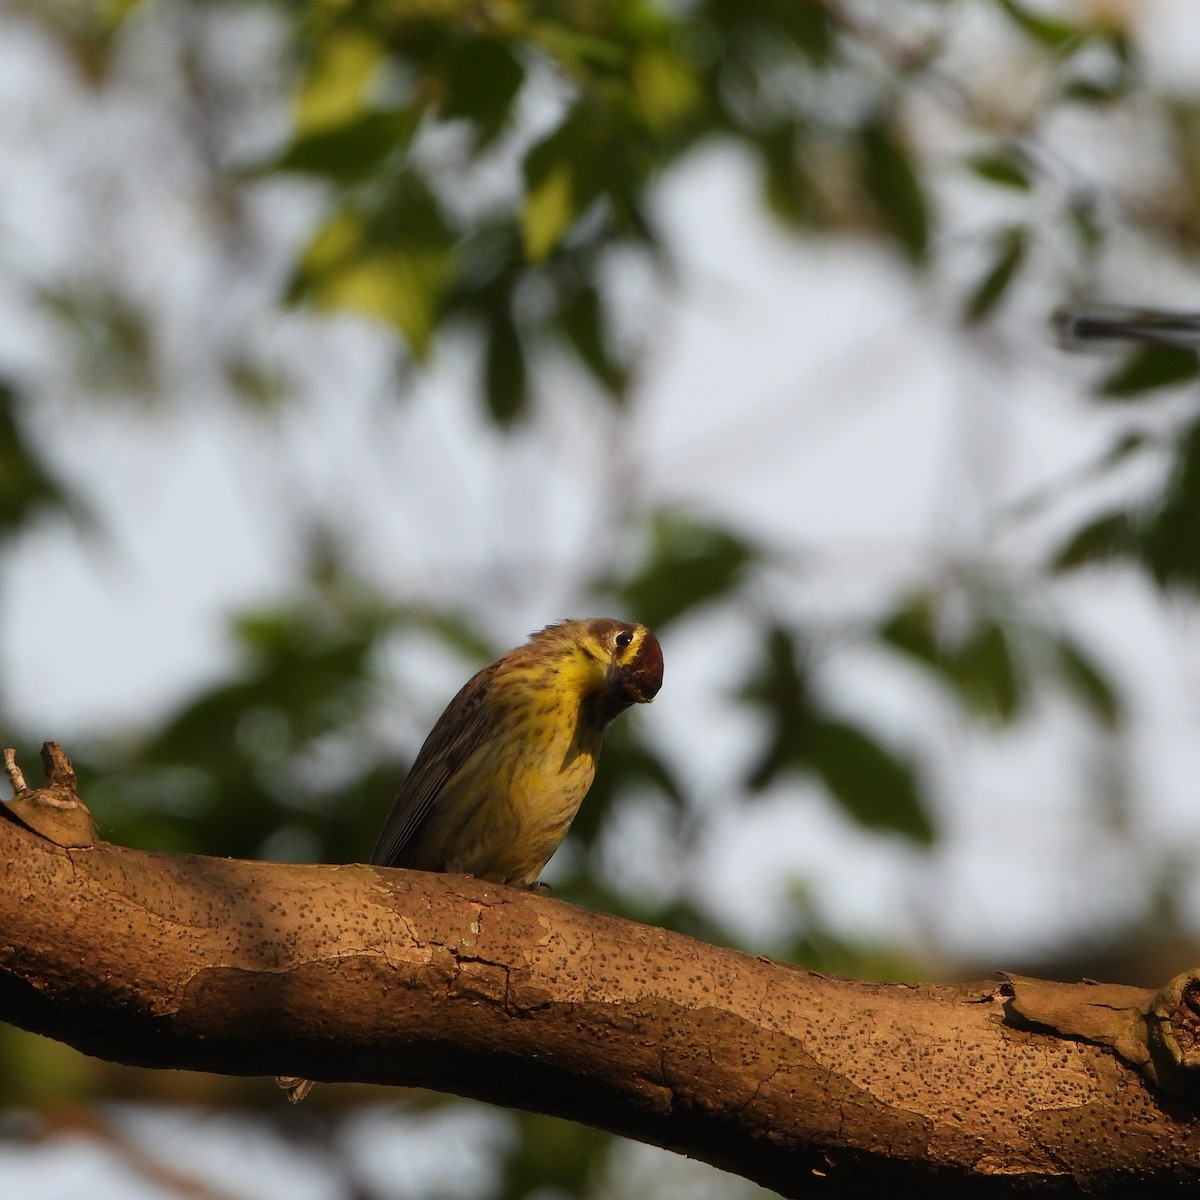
<box><xmin>3</xmin><ymin>745</ymin><xmax>1200</xmax><ymax>1198</ymax></box>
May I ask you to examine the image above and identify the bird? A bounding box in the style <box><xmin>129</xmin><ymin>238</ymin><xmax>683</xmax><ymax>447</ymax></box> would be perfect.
<box><xmin>276</xmin><ymin>617</ymin><xmax>663</xmax><ymax>1103</ymax></box>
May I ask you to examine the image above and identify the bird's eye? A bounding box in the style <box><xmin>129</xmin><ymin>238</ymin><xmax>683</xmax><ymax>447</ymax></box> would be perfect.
<box><xmin>615</xmin><ymin>629</ymin><xmax>634</xmax><ymax>649</ymax></box>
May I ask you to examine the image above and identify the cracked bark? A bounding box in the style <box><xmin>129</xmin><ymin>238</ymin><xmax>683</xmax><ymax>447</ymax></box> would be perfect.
<box><xmin>3</xmin><ymin>745</ymin><xmax>1200</xmax><ymax>1199</ymax></box>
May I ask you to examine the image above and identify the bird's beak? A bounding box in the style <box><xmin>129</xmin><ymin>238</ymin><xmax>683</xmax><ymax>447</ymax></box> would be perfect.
<box><xmin>609</xmin><ymin>631</ymin><xmax>664</xmax><ymax>704</ymax></box>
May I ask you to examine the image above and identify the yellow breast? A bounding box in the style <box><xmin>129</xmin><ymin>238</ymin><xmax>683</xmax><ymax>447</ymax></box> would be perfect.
<box><xmin>405</xmin><ymin>667</ymin><xmax>604</xmax><ymax>886</ymax></box>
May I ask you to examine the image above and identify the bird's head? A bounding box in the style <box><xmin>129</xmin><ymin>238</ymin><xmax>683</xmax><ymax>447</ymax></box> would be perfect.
<box><xmin>531</xmin><ymin>618</ymin><xmax>663</xmax><ymax>725</ymax></box>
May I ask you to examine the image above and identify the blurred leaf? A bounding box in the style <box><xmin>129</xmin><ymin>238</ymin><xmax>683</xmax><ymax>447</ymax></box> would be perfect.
<box><xmin>309</xmin><ymin>246</ymin><xmax>451</xmax><ymax>352</ymax></box>
<box><xmin>966</xmin><ymin>151</ymin><xmax>1032</xmax><ymax>191</ymax></box>
<box><xmin>964</xmin><ymin>226</ymin><xmax>1027</xmax><ymax>323</ymax></box>
<box><xmin>879</xmin><ymin>593</ymin><xmax>939</xmax><ymax>665</ymax></box>
<box><xmin>1056</xmin><ymin>637</ymin><xmax>1120</xmax><ymax>728</ymax></box>
<box><xmin>808</xmin><ymin>717</ymin><xmax>933</xmax><ymax>844</ymax></box>
<box><xmin>557</xmin><ymin>282</ymin><xmax>627</xmax><ymax>396</ymax></box>
<box><xmin>630</xmin><ymin>45</ymin><xmax>702</xmax><ymax>130</ymax></box>
<box><xmin>522</xmin><ymin>159</ymin><xmax>575</xmax><ymax>262</ymax></box>
<box><xmin>496</xmin><ymin>1113</ymin><xmax>609</xmax><ymax>1200</ymax></box>
<box><xmin>882</xmin><ymin>595</ymin><xmax>1023</xmax><ymax>724</ymax></box>
<box><xmin>224</xmin><ymin>357</ymin><xmax>287</xmax><ymax>411</ymax></box>
<box><xmin>941</xmin><ymin>620</ymin><xmax>1022</xmax><ymax>724</ymax></box>
<box><xmin>739</xmin><ymin>627</ymin><xmax>931</xmax><ymax>839</ymax></box>
<box><xmin>522</xmin><ymin>102</ymin><xmax>613</xmax><ymax>261</ymax></box>
<box><xmin>440</xmin><ymin>37</ymin><xmax>525</xmax><ymax>147</ymax></box>
<box><xmin>1100</xmin><ymin>345</ymin><xmax>1200</xmax><ymax>398</ymax></box>
<box><xmin>528</xmin><ymin>21</ymin><xmax>629</xmax><ymax>72</ymax></box>
<box><xmin>860</xmin><ymin>111</ymin><xmax>930</xmax><ymax>265</ymax></box>
<box><xmin>269</xmin><ymin>111</ymin><xmax>413</xmax><ymax>183</ymax></box>
<box><xmin>996</xmin><ymin>0</ymin><xmax>1081</xmax><ymax>51</ymax></box>
<box><xmin>1069</xmin><ymin>195</ymin><xmax>1104</xmax><ymax>254</ymax></box>
<box><xmin>615</xmin><ymin>512</ymin><xmax>756</xmax><ymax>630</ymax></box>
<box><xmin>1052</xmin><ymin>511</ymin><xmax>1134</xmax><ymax>570</ymax></box>
<box><xmin>1099</xmin><ymin>431</ymin><xmax>1149</xmax><ymax>466</ymax></box>
<box><xmin>758</xmin><ymin>122</ymin><xmax>811</xmax><ymax>226</ymax></box>
<box><xmin>740</xmin><ymin>625</ymin><xmax>810</xmax><ymax>792</ymax></box>
<box><xmin>291</xmin><ymin>173</ymin><xmax>454</xmax><ymax>354</ymax></box>
<box><xmin>40</xmin><ymin>284</ymin><xmax>155</xmax><ymax>395</ymax></box>
<box><xmin>295</xmin><ymin>26</ymin><xmax>386</xmax><ymax>134</ymax></box>
<box><xmin>703</xmin><ymin>0</ymin><xmax>836</xmax><ymax>64</ymax></box>
<box><xmin>484</xmin><ymin>307</ymin><xmax>527</xmax><ymax>426</ymax></box>
<box><xmin>522</xmin><ymin>107</ymin><xmax>593</xmax><ymax>262</ymax></box>
<box><xmin>1063</xmin><ymin>77</ymin><xmax>1129</xmax><ymax>105</ymax></box>
<box><xmin>778</xmin><ymin>1</ymin><xmax>837</xmax><ymax>64</ymax></box>
<box><xmin>1140</xmin><ymin>419</ymin><xmax>1200</xmax><ymax>589</ymax></box>
<box><xmin>0</xmin><ymin>380</ymin><xmax>72</xmax><ymax>538</ymax></box>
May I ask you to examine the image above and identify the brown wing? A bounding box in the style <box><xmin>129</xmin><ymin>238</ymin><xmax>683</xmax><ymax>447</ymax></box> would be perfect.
<box><xmin>369</xmin><ymin>662</ymin><xmax>499</xmax><ymax>869</ymax></box>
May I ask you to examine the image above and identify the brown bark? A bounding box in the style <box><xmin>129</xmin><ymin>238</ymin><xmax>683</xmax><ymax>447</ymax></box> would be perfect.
<box><xmin>3</xmin><ymin>745</ymin><xmax>1200</xmax><ymax>1198</ymax></box>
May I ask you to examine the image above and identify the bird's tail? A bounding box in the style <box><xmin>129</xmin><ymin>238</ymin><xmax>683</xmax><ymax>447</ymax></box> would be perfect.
<box><xmin>276</xmin><ymin>1075</ymin><xmax>315</xmax><ymax>1103</ymax></box>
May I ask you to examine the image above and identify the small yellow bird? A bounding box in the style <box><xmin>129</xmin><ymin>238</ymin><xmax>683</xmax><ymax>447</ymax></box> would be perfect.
<box><xmin>277</xmin><ymin>617</ymin><xmax>662</xmax><ymax>1102</ymax></box>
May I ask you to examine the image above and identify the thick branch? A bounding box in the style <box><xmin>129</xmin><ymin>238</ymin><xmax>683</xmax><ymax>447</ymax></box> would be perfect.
<box><xmin>3</xmin><ymin>750</ymin><xmax>1200</xmax><ymax>1198</ymax></box>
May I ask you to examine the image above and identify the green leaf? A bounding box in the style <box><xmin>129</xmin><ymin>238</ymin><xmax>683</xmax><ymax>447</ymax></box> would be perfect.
<box><xmin>312</xmin><ymin>245</ymin><xmax>451</xmax><ymax>353</ymax></box>
<box><xmin>1069</xmin><ymin>196</ymin><xmax>1104</xmax><ymax>253</ymax></box>
<box><xmin>1056</xmin><ymin>637</ymin><xmax>1120</xmax><ymax>727</ymax></box>
<box><xmin>484</xmin><ymin>307</ymin><xmax>527</xmax><ymax>427</ymax></box>
<box><xmin>522</xmin><ymin>159</ymin><xmax>575</xmax><ymax>261</ymax></box>
<box><xmin>40</xmin><ymin>283</ymin><xmax>155</xmax><ymax>394</ymax></box>
<box><xmin>809</xmin><ymin>718</ymin><xmax>933</xmax><ymax>843</ymax></box>
<box><xmin>966</xmin><ymin>152</ymin><xmax>1032</xmax><ymax>191</ymax></box>
<box><xmin>224</xmin><ymin>357</ymin><xmax>286</xmax><ymax>411</ymax></box>
<box><xmin>521</xmin><ymin>98</ymin><xmax>633</xmax><ymax>261</ymax></box>
<box><xmin>0</xmin><ymin>379</ymin><xmax>72</xmax><ymax>537</ymax></box>
<box><xmin>1063</xmin><ymin>77</ymin><xmax>1129</xmax><ymax>105</ymax></box>
<box><xmin>558</xmin><ymin>283</ymin><xmax>626</xmax><ymax>396</ymax></box>
<box><xmin>703</xmin><ymin>0</ymin><xmax>836</xmax><ymax>65</ymax></box>
<box><xmin>860</xmin><ymin>112</ymin><xmax>930</xmax><ymax>266</ymax></box>
<box><xmin>528</xmin><ymin>21</ymin><xmax>629</xmax><ymax>73</ymax></box>
<box><xmin>882</xmin><ymin>596</ymin><xmax>1023</xmax><ymax>725</ymax></box>
<box><xmin>290</xmin><ymin>172</ymin><xmax>455</xmax><ymax>354</ymax></box>
<box><xmin>758</xmin><ymin>122</ymin><xmax>811</xmax><ymax>227</ymax></box>
<box><xmin>294</xmin><ymin>26</ymin><xmax>387</xmax><ymax>134</ymax></box>
<box><xmin>996</xmin><ymin>0</ymin><xmax>1081</xmax><ymax>51</ymax></box>
<box><xmin>1100</xmin><ymin>345</ymin><xmax>1200</xmax><ymax>398</ymax></box>
<box><xmin>1140</xmin><ymin>419</ymin><xmax>1200</xmax><ymax>589</ymax></box>
<box><xmin>615</xmin><ymin>512</ymin><xmax>756</xmax><ymax>630</ymax></box>
<box><xmin>879</xmin><ymin>593</ymin><xmax>939</xmax><ymax>665</ymax></box>
<box><xmin>440</xmin><ymin>37</ymin><xmax>525</xmax><ymax>147</ymax></box>
<box><xmin>630</xmin><ymin>45</ymin><xmax>702</xmax><ymax>131</ymax></box>
<box><xmin>964</xmin><ymin>226</ymin><xmax>1027</xmax><ymax>323</ymax></box>
<box><xmin>1052</xmin><ymin>511</ymin><xmax>1134</xmax><ymax>570</ymax></box>
<box><xmin>778</xmin><ymin>2</ymin><xmax>837</xmax><ymax>64</ymax></box>
<box><xmin>942</xmin><ymin>620</ymin><xmax>1022</xmax><ymax>725</ymax></box>
<box><xmin>268</xmin><ymin>111</ymin><xmax>413</xmax><ymax>183</ymax></box>
<box><xmin>522</xmin><ymin>105</ymin><xmax>602</xmax><ymax>262</ymax></box>
<box><xmin>740</xmin><ymin>625</ymin><xmax>810</xmax><ymax>792</ymax></box>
